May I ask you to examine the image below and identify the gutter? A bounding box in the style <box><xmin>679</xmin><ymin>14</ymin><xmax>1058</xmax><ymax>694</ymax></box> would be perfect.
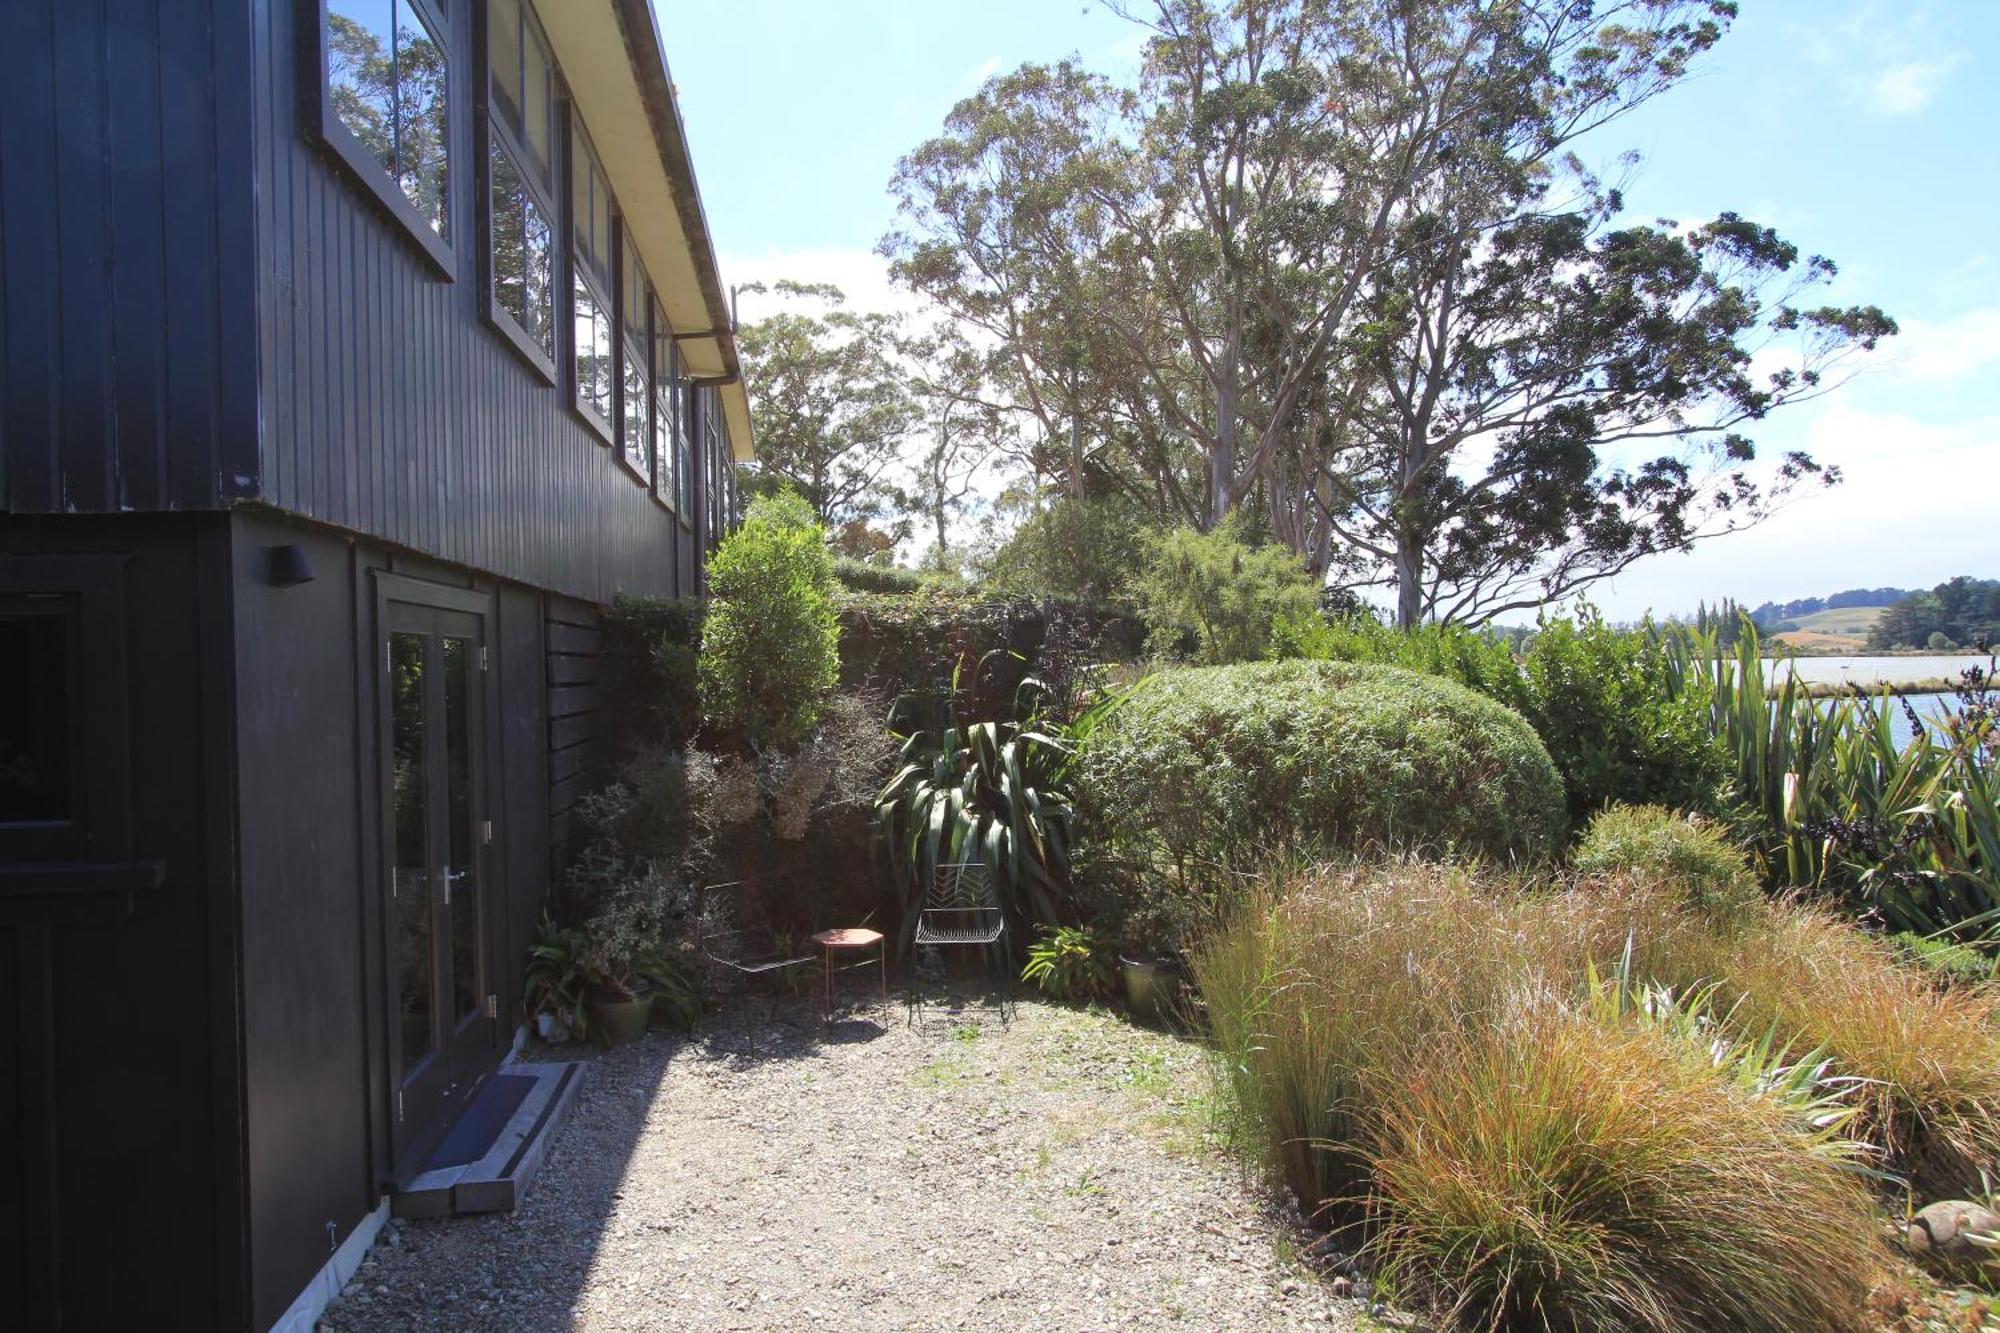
<box><xmin>610</xmin><ymin>0</ymin><xmax>740</xmax><ymax>382</ymax></box>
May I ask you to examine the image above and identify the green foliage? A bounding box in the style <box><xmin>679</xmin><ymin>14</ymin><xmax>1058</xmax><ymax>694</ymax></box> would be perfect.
<box><xmin>735</xmin><ymin>281</ymin><xmax>919</xmax><ymax>532</ymax></box>
<box><xmin>1128</xmin><ymin>517</ymin><xmax>1320</xmax><ymax>665</ymax></box>
<box><xmin>1278</xmin><ymin>610</ymin><xmax>1728</xmax><ymax>830</ymax></box>
<box><xmin>697</xmin><ymin>491</ymin><xmax>841</xmax><ymax>749</ymax></box>
<box><xmin>1517</xmin><ymin>614</ymin><xmax>1729</xmax><ymax>827</ymax></box>
<box><xmin>525</xmin><ymin>916</ymin><xmax>588</xmax><ymax>1034</ymax></box>
<box><xmin>1073</xmin><ymin>661</ymin><xmax>1564</xmax><ymax>951</ymax></box>
<box><xmin>1574</xmin><ymin>804</ymin><xmax>1761</xmax><ymax>924</ymax></box>
<box><xmin>874</xmin><ymin>713</ymin><xmax>1079</xmax><ymax>956</ymax></box>
<box><xmin>1866</xmin><ymin>575</ymin><xmax>2000</xmax><ymax>650</ymax></box>
<box><xmin>1892</xmin><ymin>932</ymin><xmax>1995</xmax><ymax>987</ymax></box>
<box><xmin>1663</xmin><ymin>626</ymin><xmax>2000</xmax><ymax>943</ymax></box>
<box><xmin>1020</xmin><ymin>924</ymin><xmax>1116</xmax><ymax>1003</ymax></box>
<box><xmin>602</xmin><ymin>595</ymin><xmax>705</xmax><ymax>750</ymax></box>
<box><xmin>984</xmin><ymin>494</ymin><xmax>1157</xmax><ymax>604</ymax></box>
<box><xmin>832</xmin><ymin>557</ymin><xmax>928</xmax><ymax>595</ymax></box>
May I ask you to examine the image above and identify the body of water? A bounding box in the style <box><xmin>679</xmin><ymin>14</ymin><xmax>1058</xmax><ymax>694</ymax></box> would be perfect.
<box><xmin>1773</xmin><ymin>653</ymin><xmax>1990</xmax><ymax>687</ymax></box>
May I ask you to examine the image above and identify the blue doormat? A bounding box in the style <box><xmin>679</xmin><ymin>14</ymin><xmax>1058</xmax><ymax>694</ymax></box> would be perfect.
<box><xmin>427</xmin><ymin>1074</ymin><xmax>536</xmax><ymax>1169</ymax></box>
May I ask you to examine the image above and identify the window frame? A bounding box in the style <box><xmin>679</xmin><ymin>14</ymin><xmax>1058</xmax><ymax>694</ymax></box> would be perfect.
<box><xmin>568</xmin><ymin>119</ymin><xmax>617</xmax><ymax>445</ymax></box>
<box><xmin>649</xmin><ymin>298</ymin><xmax>679</xmax><ymax>513</ymax></box>
<box><xmin>615</xmin><ymin>235</ymin><xmax>654</xmax><ymax>487</ymax></box>
<box><xmin>480</xmin><ymin>0</ymin><xmax>560</xmax><ymax>382</ymax></box>
<box><xmin>0</xmin><ymin>557</ymin><xmax>134</xmax><ymax>864</ymax></box>
<box><xmin>306</xmin><ymin>0</ymin><xmax>456</xmax><ymax>278</ymax></box>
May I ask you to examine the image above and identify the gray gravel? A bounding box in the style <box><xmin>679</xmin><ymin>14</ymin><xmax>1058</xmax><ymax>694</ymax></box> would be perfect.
<box><xmin>321</xmin><ymin>992</ymin><xmax>1363</xmax><ymax>1331</ymax></box>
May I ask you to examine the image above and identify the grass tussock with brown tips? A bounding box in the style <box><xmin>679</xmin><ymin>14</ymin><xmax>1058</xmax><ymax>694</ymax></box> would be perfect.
<box><xmin>1368</xmin><ymin>1004</ymin><xmax>1883</xmax><ymax>1333</ymax></box>
<box><xmin>1194</xmin><ymin>856</ymin><xmax>2000</xmax><ymax>1331</ymax></box>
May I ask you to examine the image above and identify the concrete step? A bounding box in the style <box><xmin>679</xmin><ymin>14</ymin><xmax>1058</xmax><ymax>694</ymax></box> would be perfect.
<box><xmin>392</xmin><ymin>1060</ymin><xmax>585</xmax><ymax>1219</ymax></box>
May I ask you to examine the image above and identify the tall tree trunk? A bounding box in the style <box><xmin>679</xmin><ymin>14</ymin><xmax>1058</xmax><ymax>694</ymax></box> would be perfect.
<box><xmin>1067</xmin><ymin>365</ymin><xmax>1085</xmax><ymax>500</ymax></box>
<box><xmin>1210</xmin><ymin>326</ymin><xmax>1240</xmax><ymax>528</ymax></box>
<box><xmin>1395</xmin><ymin>531</ymin><xmax>1423</xmax><ymax>629</ymax></box>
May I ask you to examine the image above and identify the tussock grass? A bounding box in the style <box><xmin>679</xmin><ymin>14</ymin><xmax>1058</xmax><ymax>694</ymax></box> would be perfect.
<box><xmin>1195</xmin><ymin>857</ymin><xmax>2000</xmax><ymax>1329</ymax></box>
<box><xmin>1368</xmin><ymin>1004</ymin><xmax>1882</xmax><ymax>1333</ymax></box>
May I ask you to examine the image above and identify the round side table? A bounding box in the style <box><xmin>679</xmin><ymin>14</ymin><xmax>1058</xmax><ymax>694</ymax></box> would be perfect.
<box><xmin>812</xmin><ymin>927</ymin><xmax>886</xmax><ymax>1020</ymax></box>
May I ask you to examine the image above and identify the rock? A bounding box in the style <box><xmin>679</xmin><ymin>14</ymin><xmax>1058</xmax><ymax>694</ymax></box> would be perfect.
<box><xmin>1907</xmin><ymin>1200</ymin><xmax>2000</xmax><ymax>1273</ymax></box>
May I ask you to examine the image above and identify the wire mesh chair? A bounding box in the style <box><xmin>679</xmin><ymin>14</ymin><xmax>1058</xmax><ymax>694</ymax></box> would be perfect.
<box><xmin>694</xmin><ymin>880</ymin><xmax>814</xmax><ymax>1054</ymax></box>
<box><xmin>907</xmin><ymin>861</ymin><xmax>1011</xmax><ymax>1025</ymax></box>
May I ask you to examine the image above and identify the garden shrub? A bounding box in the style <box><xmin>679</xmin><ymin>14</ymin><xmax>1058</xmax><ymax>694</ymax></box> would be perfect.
<box><xmin>1276</xmin><ymin>609</ymin><xmax>1729</xmax><ymax>832</ymax></box>
<box><xmin>983</xmin><ymin>492</ymin><xmax>1157</xmax><ymax>604</ymax></box>
<box><xmin>1573</xmin><ymin>803</ymin><xmax>1761</xmax><ymax>923</ymax></box>
<box><xmin>697</xmin><ymin>490</ymin><xmax>841</xmax><ymax>749</ymax></box>
<box><xmin>1518</xmin><ymin>613</ymin><xmax>1729</xmax><ymax>829</ymax></box>
<box><xmin>1073</xmin><ymin>661</ymin><xmax>1564</xmax><ymax>949</ymax></box>
<box><xmin>1128</xmin><ymin>516</ymin><xmax>1320</xmax><ymax>664</ymax></box>
<box><xmin>1892</xmin><ymin>931</ymin><xmax>1994</xmax><ymax>987</ymax></box>
<box><xmin>837</xmin><ymin>588</ymin><xmax>1141</xmax><ymax>723</ymax></box>
<box><xmin>602</xmin><ymin>594</ymin><xmax>704</xmax><ymax>752</ymax></box>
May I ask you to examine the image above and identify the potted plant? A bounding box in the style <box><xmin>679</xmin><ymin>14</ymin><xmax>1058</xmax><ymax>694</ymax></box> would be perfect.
<box><xmin>524</xmin><ymin>915</ymin><xmax>586</xmax><ymax>1043</ymax></box>
<box><xmin>1111</xmin><ymin>881</ymin><xmax>1195</xmax><ymax>1027</ymax></box>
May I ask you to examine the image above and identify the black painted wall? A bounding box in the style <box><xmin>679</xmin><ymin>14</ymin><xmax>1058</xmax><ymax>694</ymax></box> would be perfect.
<box><xmin>229</xmin><ymin>508</ymin><xmax>553</xmax><ymax>1329</ymax></box>
<box><xmin>0</xmin><ymin>515</ymin><xmax>247</xmax><ymax>1331</ymax></box>
<box><xmin>247</xmin><ymin>0</ymin><xmax>699</xmax><ymax>606</ymax></box>
<box><xmin>0</xmin><ymin>0</ymin><xmax>261</xmax><ymax>514</ymax></box>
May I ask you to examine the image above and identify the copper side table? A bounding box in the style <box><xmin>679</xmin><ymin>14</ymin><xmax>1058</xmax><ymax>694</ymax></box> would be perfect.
<box><xmin>812</xmin><ymin>928</ymin><xmax>886</xmax><ymax>1020</ymax></box>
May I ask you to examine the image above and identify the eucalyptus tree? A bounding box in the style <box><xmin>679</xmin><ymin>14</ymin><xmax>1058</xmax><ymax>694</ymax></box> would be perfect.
<box><xmin>887</xmin><ymin>0</ymin><xmax>1774</xmax><ymax>585</ymax></box>
<box><xmin>1325</xmin><ymin>191</ymin><xmax>1895</xmax><ymax>625</ymax></box>
<box><xmin>734</xmin><ymin>280</ymin><xmax>919</xmax><ymax>534</ymax></box>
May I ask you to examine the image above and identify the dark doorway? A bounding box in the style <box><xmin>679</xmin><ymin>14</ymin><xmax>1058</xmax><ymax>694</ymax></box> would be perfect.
<box><xmin>381</xmin><ymin>596</ymin><xmax>495</xmax><ymax>1162</ymax></box>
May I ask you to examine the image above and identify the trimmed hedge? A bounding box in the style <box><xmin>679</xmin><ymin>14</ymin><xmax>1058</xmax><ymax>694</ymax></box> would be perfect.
<box><xmin>1076</xmin><ymin>660</ymin><xmax>1565</xmax><ymax>878</ymax></box>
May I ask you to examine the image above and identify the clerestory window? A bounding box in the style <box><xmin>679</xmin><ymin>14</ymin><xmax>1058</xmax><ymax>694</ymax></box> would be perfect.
<box><xmin>316</xmin><ymin>0</ymin><xmax>453</xmax><ymax>271</ymax></box>
<box><xmin>485</xmin><ymin>0</ymin><xmax>558</xmax><ymax>371</ymax></box>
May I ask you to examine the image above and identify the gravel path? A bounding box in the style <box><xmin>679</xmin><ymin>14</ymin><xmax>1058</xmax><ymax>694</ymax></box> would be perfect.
<box><xmin>322</xmin><ymin>993</ymin><xmax>1363</xmax><ymax>1331</ymax></box>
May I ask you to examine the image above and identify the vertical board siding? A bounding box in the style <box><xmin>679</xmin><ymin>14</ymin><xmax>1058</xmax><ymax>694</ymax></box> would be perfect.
<box><xmin>0</xmin><ymin>0</ymin><xmax>257</xmax><ymax>514</ymax></box>
<box><xmin>253</xmin><ymin>0</ymin><xmax>687</xmax><ymax>606</ymax></box>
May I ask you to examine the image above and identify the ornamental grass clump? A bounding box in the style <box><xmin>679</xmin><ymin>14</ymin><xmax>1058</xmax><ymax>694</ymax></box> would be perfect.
<box><xmin>1572</xmin><ymin>803</ymin><xmax>1762</xmax><ymax>924</ymax></box>
<box><xmin>1196</xmin><ymin>860</ymin><xmax>1902</xmax><ymax>1332</ymax></box>
<box><xmin>1367</xmin><ymin>1003</ymin><xmax>1883</xmax><ymax>1333</ymax></box>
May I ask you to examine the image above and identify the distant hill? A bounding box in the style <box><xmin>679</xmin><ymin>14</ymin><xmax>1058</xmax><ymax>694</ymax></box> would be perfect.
<box><xmin>1770</xmin><ymin>605</ymin><xmax>1885</xmax><ymax>652</ymax></box>
<box><xmin>1747</xmin><ymin>588</ymin><xmax>1911</xmax><ymax>629</ymax></box>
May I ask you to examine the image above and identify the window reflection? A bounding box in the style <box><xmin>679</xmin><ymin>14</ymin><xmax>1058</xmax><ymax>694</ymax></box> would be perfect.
<box><xmin>490</xmin><ymin>139</ymin><xmax>554</xmax><ymax>358</ymax></box>
<box><xmin>326</xmin><ymin>0</ymin><xmax>450</xmax><ymax>239</ymax></box>
<box><xmin>574</xmin><ymin>279</ymin><xmax>613</xmax><ymax>423</ymax></box>
<box><xmin>389</xmin><ymin>632</ymin><xmax>434</xmax><ymax>1075</ymax></box>
<box><xmin>443</xmin><ymin>638</ymin><xmax>477</xmax><ymax>1025</ymax></box>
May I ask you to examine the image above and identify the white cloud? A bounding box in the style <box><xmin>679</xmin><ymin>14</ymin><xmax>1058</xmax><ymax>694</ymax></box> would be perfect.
<box><xmin>717</xmin><ymin>246</ymin><xmax>923</xmax><ymax>322</ymax></box>
<box><xmin>952</xmin><ymin>55</ymin><xmax>1004</xmax><ymax>97</ymax></box>
<box><xmin>1882</xmin><ymin>307</ymin><xmax>2000</xmax><ymax>385</ymax></box>
<box><xmin>1789</xmin><ymin>3</ymin><xmax>1961</xmax><ymax>120</ymax></box>
<box><xmin>1865</xmin><ymin>57</ymin><xmax>1960</xmax><ymax>116</ymax></box>
<box><xmin>1597</xmin><ymin>403</ymin><xmax>2000</xmax><ymax>619</ymax></box>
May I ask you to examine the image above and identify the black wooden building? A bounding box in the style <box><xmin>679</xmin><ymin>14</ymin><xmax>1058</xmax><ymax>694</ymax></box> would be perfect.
<box><xmin>0</xmin><ymin>1</ymin><xmax>749</xmax><ymax>1327</ymax></box>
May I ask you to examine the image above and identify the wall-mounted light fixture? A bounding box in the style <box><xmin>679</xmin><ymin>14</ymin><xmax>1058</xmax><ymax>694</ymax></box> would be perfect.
<box><xmin>266</xmin><ymin>544</ymin><xmax>316</xmax><ymax>588</ymax></box>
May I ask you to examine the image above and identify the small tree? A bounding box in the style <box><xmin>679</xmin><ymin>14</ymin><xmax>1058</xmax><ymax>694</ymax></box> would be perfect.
<box><xmin>1129</xmin><ymin>516</ymin><xmax>1320</xmax><ymax>664</ymax></box>
<box><xmin>697</xmin><ymin>491</ymin><xmax>840</xmax><ymax>749</ymax></box>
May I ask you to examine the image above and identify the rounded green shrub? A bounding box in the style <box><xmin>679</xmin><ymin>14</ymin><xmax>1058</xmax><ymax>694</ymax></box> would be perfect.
<box><xmin>1574</xmin><ymin>804</ymin><xmax>1760</xmax><ymax>923</ymax></box>
<box><xmin>1075</xmin><ymin>660</ymin><xmax>1565</xmax><ymax>893</ymax></box>
<box><xmin>697</xmin><ymin>491</ymin><xmax>840</xmax><ymax>749</ymax></box>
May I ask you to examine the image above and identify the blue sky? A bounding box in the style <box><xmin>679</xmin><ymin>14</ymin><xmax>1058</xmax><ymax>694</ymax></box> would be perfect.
<box><xmin>661</xmin><ymin>1</ymin><xmax>2000</xmax><ymax>620</ymax></box>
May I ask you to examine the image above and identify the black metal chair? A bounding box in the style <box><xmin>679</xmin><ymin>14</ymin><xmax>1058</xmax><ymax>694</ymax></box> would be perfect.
<box><xmin>907</xmin><ymin>861</ymin><xmax>1011</xmax><ymax>1025</ymax></box>
<box><xmin>694</xmin><ymin>880</ymin><xmax>814</xmax><ymax>1054</ymax></box>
